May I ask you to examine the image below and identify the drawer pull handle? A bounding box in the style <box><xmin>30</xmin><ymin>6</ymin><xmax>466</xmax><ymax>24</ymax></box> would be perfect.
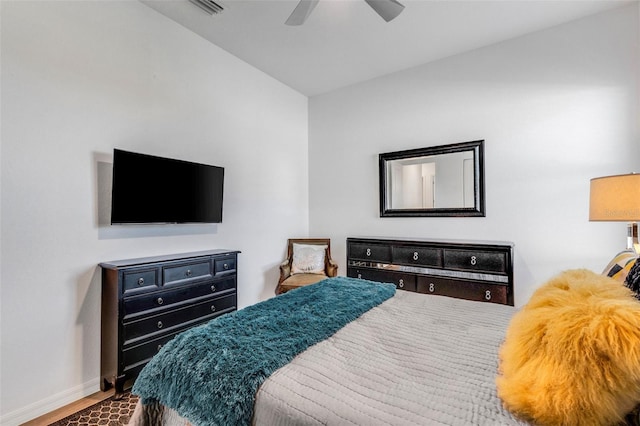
<box><xmin>413</xmin><ymin>252</ymin><xmax>419</xmax><ymax>261</ymax></box>
<box><xmin>366</xmin><ymin>248</ymin><xmax>371</xmax><ymax>256</ymax></box>
<box><xmin>223</xmin><ymin>263</ymin><xmax>229</xmax><ymax>270</ymax></box>
<box><xmin>211</xmin><ymin>305</ymin><xmax>216</xmax><ymax>312</ymax></box>
<box><xmin>138</xmin><ymin>278</ymin><xmax>145</xmax><ymax>286</ymax></box>
<box><xmin>157</xmin><ymin>344</ymin><xmax>163</xmax><ymax>351</ymax></box>
<box><xmin>429</xmin><ymin>283</ymin><xmax>435</xmax><ymax>293</ymax></box>
<box><xmin>157</xmin><ymin>321</ymin><xmax>163</xmax><ymax>329</ymax></box>
<box><xmin>211</xmin><ymin>284</ymin><xmax>216</xmax><ymax>292</ymax></box>
<box><xmin>470</xmin><ymin>256</ymin><xmax>477</xmax><ymax>266</ymax></box>
<box><xmin>157</xmin><ymin>297</ymin><xmax>164</xmax><ymax>305</ymax></box>
<box><xmin>485</xmin><ymin>290</ymin><xmax>492</xmax><ymax>300</ymax></box>
<box><xmin>357</xmin><ymin>273</ymin><xmax>362</xmax><ymax>279</ymax></box>
<box><xmin>399</xmin><ymin>279</ymin><xmax>405</xmax><ymax>288</ymax></box>
<box><xmin>186</xmin><ymin>270</ymin><xmax>192</xmax><ymax>277</ymax></box>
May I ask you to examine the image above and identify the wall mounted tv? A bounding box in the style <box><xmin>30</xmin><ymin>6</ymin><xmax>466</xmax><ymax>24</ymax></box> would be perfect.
<box><xmin>110</xmin><ymin>149</ymin><xmax>224</xmax><ymax>224</ymax></box>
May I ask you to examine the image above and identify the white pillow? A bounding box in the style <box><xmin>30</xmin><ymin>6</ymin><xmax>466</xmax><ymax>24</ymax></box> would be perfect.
<box><xmin>291</xmin><ymin>243</ymin><xmax>327</xmax><ymax>275</ymax></box>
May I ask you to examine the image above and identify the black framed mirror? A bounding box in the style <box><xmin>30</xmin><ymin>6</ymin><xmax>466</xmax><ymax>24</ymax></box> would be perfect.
<box><xmin>379</xmin><ymin>140</ymin><xmax>485</xmax><ymax>217</ymax></box>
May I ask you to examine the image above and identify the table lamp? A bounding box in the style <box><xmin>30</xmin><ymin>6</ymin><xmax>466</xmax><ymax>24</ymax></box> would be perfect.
<box><xmin>590</xmin><ymin>173</ymin><xmax>640</xmax><ymax>252</ymax></box>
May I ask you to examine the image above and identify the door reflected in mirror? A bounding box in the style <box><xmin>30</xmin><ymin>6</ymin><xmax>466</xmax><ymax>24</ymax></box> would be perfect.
<box><xmin>379</xmin><ymin>140</ymin><xmax>485</xmax><ymax>217</ymax></box>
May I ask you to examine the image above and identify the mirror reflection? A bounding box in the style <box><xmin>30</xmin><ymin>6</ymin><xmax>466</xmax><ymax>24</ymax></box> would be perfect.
<box><xmin>386</xmin><ymin>151</ymin><xmax>475</xmax><ymax>209</ymax></box>
<box><xmin>379</xmin><ymin>140</ymin><xmax>485</xmax><ymax>217</ymax></box>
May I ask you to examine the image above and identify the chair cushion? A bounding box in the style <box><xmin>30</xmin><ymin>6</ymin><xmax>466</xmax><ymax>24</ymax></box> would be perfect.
<box><xmin>280</xmin><ymin>273</ymin><xmax>328</xmax><ymax>292</ymax></box>
<box><xmin>291</xmin><ymin>243</ymin><xmax>327</xmax><ymax>275</ymax></box>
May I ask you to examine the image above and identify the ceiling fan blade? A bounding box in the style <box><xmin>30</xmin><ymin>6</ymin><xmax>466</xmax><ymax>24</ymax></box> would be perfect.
<box><xmin>364</xmin><ymin>0</ymin><xmax>405</xmax><ymax>22</ymax></box>
<box><xmin>285</xmin><ymin>0</ymin><xmax>320</xmax><ymax>26</ymax></box>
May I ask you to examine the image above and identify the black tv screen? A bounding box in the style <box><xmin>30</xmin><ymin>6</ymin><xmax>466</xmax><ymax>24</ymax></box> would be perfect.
<box><xmin>111</xmin><ymin>149</ymin><xmax>224</xmax><ymax>224</ymax></box>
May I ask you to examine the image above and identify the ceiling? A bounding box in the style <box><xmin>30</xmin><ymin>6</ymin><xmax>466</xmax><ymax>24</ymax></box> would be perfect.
<box><xmin>142</xmin><ymin>0</ymin><xmax>634</xmax><ymax>96</ymax></box>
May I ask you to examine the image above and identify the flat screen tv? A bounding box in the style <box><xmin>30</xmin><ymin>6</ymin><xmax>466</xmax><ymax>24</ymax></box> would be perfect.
<box><xmin>110</xmin><ymin>149</ymin><xmax>224</xmax><ymax>224</ymax></box>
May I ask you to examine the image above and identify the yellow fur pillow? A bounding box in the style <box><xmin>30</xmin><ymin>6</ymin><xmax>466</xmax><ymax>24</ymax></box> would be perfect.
<box><xmin>496</xmin><ymin>269</ymin><xmax>640</xmax><ymax>426</ymax></box>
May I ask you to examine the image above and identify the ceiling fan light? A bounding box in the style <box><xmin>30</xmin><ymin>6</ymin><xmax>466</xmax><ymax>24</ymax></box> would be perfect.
<box><xmin>364</xmin><ymin>0</ymin><xmax>405</xmax><ymax>22</ymax></box>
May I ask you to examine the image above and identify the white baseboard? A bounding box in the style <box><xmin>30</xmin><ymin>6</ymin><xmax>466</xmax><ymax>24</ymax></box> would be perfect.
<box><xmin>0</xmin><ymin>378</ymin><xmax>100</xmax><ymax>426</ymax></box>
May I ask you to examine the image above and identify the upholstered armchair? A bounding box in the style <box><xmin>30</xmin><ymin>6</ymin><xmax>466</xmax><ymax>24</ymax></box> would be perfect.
<box><xmin>276</xmin><ymin>238</ymin><xmax>338</xmax><ymax>295</ymax></box>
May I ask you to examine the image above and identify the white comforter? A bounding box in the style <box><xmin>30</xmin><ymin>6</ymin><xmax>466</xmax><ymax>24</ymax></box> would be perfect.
<box><xmin>129</xmin><ymin>291</ymin><xmax>525</xmax><ymax>426</ymax></box>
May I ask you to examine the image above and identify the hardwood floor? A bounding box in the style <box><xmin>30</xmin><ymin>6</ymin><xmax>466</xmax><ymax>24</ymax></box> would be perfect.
<box><xmin>21</xmin><ymin>389</ymin><xmax>114</xmax><ymax>425</ymax></box>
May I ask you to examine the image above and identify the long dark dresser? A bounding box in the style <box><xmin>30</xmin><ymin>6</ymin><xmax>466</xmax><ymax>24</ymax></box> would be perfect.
<box><xmin>347</xmin><ymin>237</ymin><xmax>513</xmax><ymax>306</ymax></box>
<box><xmin>100</xmin><ymin>249</ymin><xmax>239</xmax><ymax>394</ymax></box>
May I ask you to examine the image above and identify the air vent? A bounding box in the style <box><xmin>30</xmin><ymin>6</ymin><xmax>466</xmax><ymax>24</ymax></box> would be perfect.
<box><xmin>189</xmin><ymin>0</ymin><xmax>224</xmax><ymax>15</ymax></box>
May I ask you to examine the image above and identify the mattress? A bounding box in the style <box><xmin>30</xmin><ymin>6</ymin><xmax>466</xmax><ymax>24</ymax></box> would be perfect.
<box><xmin>129</xmin><ymin>289</ymin><xmax>525</xmax><ymax>425</ymax></box>
<box><xmin>252</xmin><ymin>290</ymin><xmax>523</xmax><ymax>425</ymax></box>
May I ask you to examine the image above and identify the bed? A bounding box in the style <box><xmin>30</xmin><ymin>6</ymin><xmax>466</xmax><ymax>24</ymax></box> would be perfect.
<box><xmin>127</xmin><ymin>275</ymin><xmax>640</xmax><ymax>426</ymax></box>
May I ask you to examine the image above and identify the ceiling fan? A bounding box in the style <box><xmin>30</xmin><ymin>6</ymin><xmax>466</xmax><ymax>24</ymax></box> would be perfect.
<box><xmin>285</xmin><ymin>0</ymin><xmax>405</xmax><ymax>26</ymax></box>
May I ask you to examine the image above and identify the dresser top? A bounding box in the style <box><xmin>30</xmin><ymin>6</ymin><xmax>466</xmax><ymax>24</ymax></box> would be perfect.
<box><xmin>100</xmin><ymin>249</ymin><xmax>240</xmax><ymax>269</ymax></box>
<box><xmin>347</xmin><ymin>236</ymin><xmax>514</xmax><ymax>248</ymax></box>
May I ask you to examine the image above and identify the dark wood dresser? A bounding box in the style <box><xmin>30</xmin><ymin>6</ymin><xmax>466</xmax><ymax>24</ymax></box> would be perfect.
<box><xmin>347</xmin><ymin>237</ymin><xmax>513</xmax><ymax>306</ymax></box>
<box><xmin>100</xmin><ymin>249</ymin><xmax>239</xmax><ymax>394</ymax></box>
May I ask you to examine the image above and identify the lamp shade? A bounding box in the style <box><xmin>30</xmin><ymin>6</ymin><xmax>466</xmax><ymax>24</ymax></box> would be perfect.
<box><xmin>590</xmin><ymin>174</ymin><xmax>640</xmax><ymax>221</ymax></box>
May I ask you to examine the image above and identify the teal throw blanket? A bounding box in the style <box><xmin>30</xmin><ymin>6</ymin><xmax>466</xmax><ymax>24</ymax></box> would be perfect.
<box><xmin>132</xmin><ymin>277</ymin><xmax>396</xmax><ymax>426</ymax></box>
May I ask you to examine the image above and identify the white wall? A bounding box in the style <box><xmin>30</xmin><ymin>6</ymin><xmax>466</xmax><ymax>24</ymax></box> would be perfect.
<box><xmin>309</xmin><ymin>4</ymin><xmax>640</xmax><ymax>307</ymax></box>
<box><xmin>0</xmin><ymin>1</ymin><xmax>308</xmax><ymax>423</ymax></box>
<box><xmin>2</xmin><ymin>1</ymin><xmax>638</xmax><ymax>424</ymax></box>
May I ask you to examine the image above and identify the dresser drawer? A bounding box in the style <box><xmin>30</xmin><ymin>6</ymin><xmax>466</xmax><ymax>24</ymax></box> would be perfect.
<box><xmin>416</xmin><ymin>276</ymin><xmax>507</xmax><ymax>304</ymax></box>
<box><xmin>348</xmin><ymin>266</ymin><xmax>386</xmax><ymax>282</ymax></box>
<box><xmin>392</xmin><ymin>246</ymin><xmax>442</xmax><ymax>267</ymax></box>
<box><xmin>348</xmin><ymin>243</ymin><xmax>391</xmax><ymax>262</ymax></box>
<box><xmin>215</xmin><ymin>256</ymin><xmax>236</xmax><ymax>276</ymax></box>
<box><xmin>389</xmin><ymin>272</ymin><xmax>416</xmax><ymax>292</ymax></box>
<box><xmin>347</xmin><ymin>267</ymin><xmax>417</xmax><ymax>292</ymax></box>
<box><xmin>123</xmin><ymin>293</ymin><xmax>236</xmax><ymax>344</ymax></box>
<box><xmin>123</xmin><ymin>268</ymin><xmax>159</xmax><ymax>295</ymax></box>
<box><xmin>443</xmin><ymin>249</ymin><xmax>507</xmax><ymax>274</ymax></box>
<box><xmin>163</xmin><ymin>259</ymin><xmax>212</xmax><ymax>286</ymax></box>
<box><xmin>122</xmin><ymin>331</ymin><xmax>181</xmax><ymax>374</ymax></box>
<box><xmin>123</xmin><ymin>277</ymin><xmax>236</xmax><ymax>317</ymax></box>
